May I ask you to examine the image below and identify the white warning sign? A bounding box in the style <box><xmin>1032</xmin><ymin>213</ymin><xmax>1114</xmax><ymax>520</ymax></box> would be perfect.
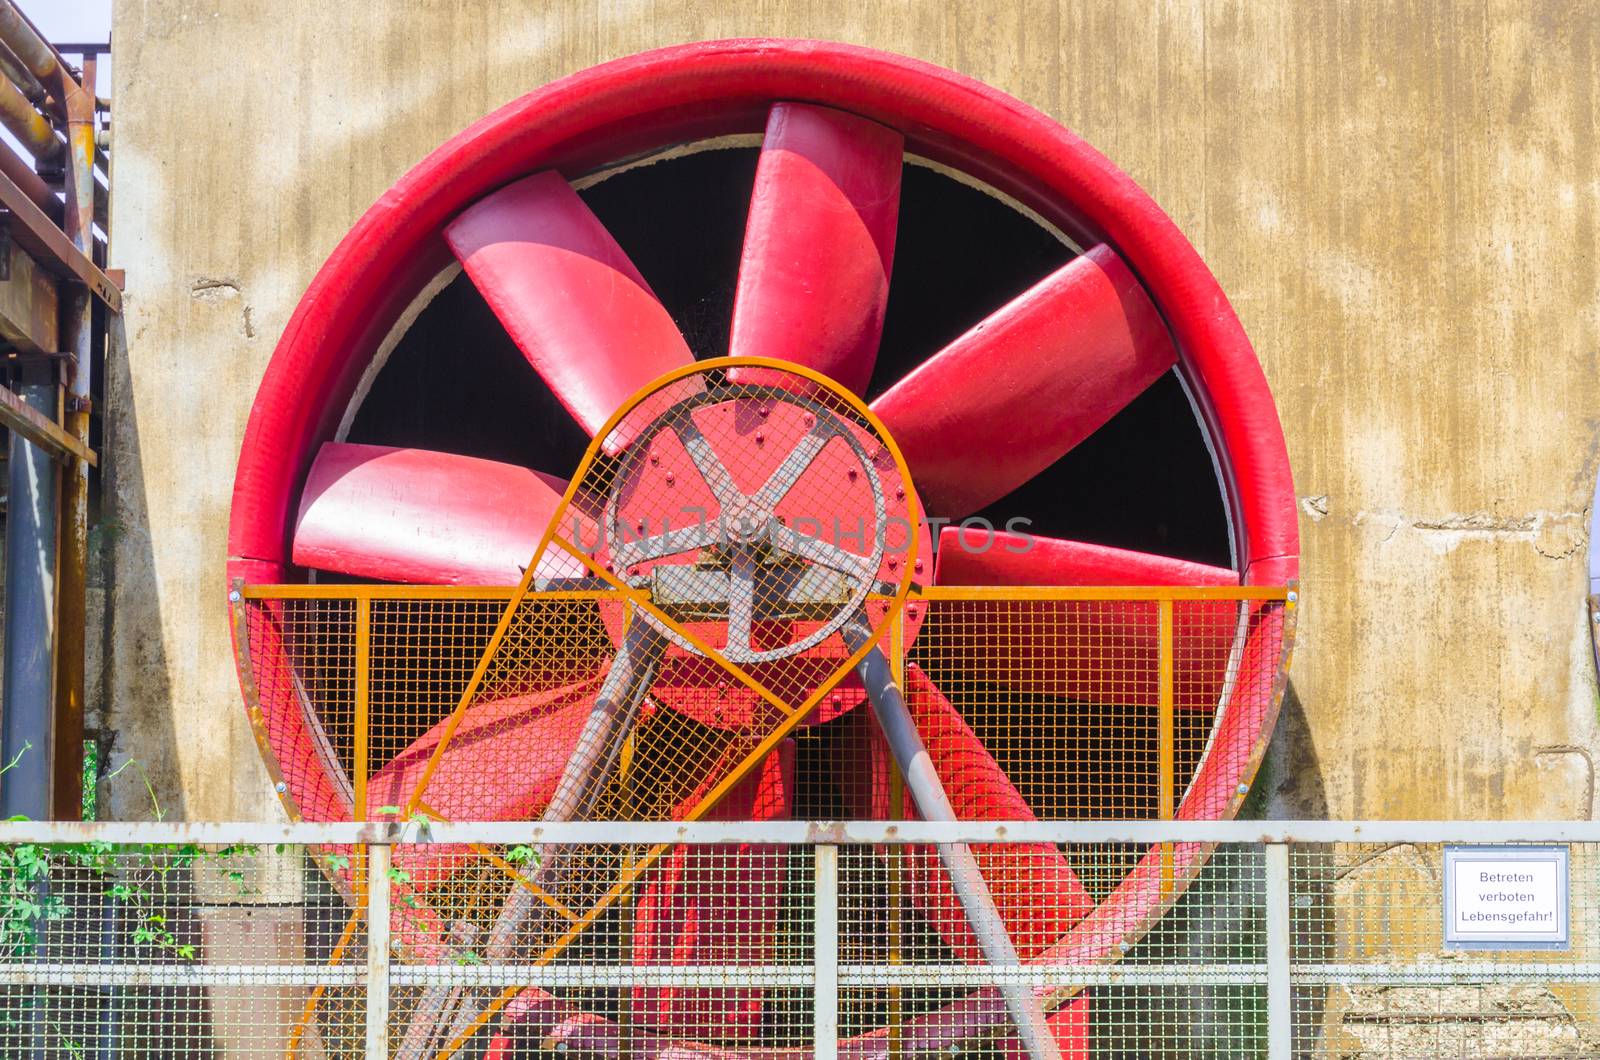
<box><xmin>1443</xmin><ymin>845</ymin><xmax>1569</xmax><ymax>950</ymax></box>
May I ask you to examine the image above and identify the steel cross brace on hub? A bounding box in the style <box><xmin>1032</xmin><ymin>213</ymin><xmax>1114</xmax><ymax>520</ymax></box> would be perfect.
<box><xmin>390</xmin><ymin>361</ymin><xmax>1057</xmax><ymax>1060</ymax></box>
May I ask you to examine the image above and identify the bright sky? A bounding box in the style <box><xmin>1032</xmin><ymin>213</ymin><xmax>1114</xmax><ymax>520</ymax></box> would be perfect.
<box><xmin>19</xmin><ymin>0</ymin><xmax>112</xmax><ymax>94</ymax></box>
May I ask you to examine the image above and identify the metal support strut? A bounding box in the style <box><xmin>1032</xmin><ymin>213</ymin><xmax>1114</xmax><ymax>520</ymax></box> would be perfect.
<box><xmin>845</xmin><ymin>621</ymin><xmax>1063</xmax><ymax>1060</ymax></box>
<box><xmin>395</xmin><ymin>620</ymin><xmax>668</xmax><ymax>1059</ymax></box>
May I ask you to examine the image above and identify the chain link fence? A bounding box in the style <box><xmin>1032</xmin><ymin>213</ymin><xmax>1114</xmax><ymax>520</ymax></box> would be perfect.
<box><xmin>0</xmin><ymin>820</ymin><xmax>1594</xmax><ymax>1058</ymax></box>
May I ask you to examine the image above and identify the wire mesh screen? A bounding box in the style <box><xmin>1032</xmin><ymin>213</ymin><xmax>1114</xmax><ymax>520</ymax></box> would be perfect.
<box><xmin>233</xmin><ymin>578</ymin><xmax>1293</xmax><ymax>1058</ymax></box>
<box><xmin>0</xmin><ymin>829</ymin><xmax>1597</xmax><ymax>1056</ymax></box>
<box><xmin>0</xmin><ymin>841</ymin><xmax>360</xmax><ymax>1057</ymax></box>
<box><xmin>236</xmin><ymin>589</ymin><xmax>1289</xmax><ymax>827</ymax></box>
<box><xmin>1291</xmin><ymin>842</ymin><xmax>1600</xmax><ymax>1058</ymax></box>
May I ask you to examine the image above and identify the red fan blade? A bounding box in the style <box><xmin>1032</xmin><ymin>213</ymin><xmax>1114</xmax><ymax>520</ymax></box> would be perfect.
<box><xmin>727</xmin><ymin>103</ymin><xmax>902</xmax><ymax>396</ymax></box>
<box><xmin>293</xmin><ymin>442</ymin><xmax>581</xmax><ymax>585</ymax></box>
<box><xmin>631</xmin><ymin>741</ymin><xmax>795</xmax><ymax>1042</ymax></box>
<box><xmin>840</xmin><ymin>671</ymin><xmax>1093</xmax><ymax>962</ymax></box>
<box><xmin>446</xmin><ymin>170</ymin><xmax>696</xmax><ymax>451</ymax></box>
<box><xmin>901</xmin><ymin>667</ymin><xmax>1095</xmax><ymax>961</ymax></box>
<box><xmin>935</xmin><ymin>527</ymin><xmax>1239</xmax><ymax>711</ymax></box>
<box><xmin>935</xmin><ymin>527</ymin><xmax>1237</xmax><ymax>588</ymax></box>
<box><xmin>870</xmin><ymin>244</ymin><xmax>1175</xmax><ymax>517</ymax></box>
<box><xmin>998</xmin><ymin>996</ymin><xmax>1091</xmax><ymax>1060</ymax></box>
<box><xmin>366</xmin><ymin>675</ymin><xmax>604</xmax><ymax>826</ymax></box>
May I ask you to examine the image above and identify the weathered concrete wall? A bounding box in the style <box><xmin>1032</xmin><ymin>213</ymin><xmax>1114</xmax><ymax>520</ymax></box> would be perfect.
<box><xmin>105</xmin><ymin>1</ymin><xmax>1600</xmax><ymax>821</ymax></box>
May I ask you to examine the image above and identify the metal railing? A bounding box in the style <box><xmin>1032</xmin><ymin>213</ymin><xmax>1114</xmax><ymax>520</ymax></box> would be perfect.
<box><xmin>0</xmin><ymin>819</ymin><xmax>1597</xmax><ymax>1058</ymax></box>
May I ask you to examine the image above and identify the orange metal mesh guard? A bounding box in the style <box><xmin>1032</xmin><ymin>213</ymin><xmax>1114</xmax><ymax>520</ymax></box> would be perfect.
<box><xmin>229</xmin><ymin>357</ymin><xmax>1295</xmax><ymax>1059</ymax></box>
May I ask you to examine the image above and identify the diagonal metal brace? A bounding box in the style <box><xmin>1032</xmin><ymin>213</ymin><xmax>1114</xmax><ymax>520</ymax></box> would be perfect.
<box><xmin>844</xmin><ymin>622</ymin><xmax>1063</xmax><ymax>1060</ymax></box>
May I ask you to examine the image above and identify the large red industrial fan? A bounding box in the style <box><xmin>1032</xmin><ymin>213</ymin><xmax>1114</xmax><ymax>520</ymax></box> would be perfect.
<box><xmin>229</xmin><ymin>39</ymin><xmax>1297</xmax><ymax>1060</ymax></box>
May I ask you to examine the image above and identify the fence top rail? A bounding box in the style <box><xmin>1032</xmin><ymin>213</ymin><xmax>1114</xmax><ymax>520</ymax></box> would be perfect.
<box><xmin>235</xmin><ymin>583</ymin><xmax>1292</xmax><ymax>603</ymax></box>
<box><xmin>0</xmin><ymin>819</ymin><xmax>1592</xmax><ymax>846</ymax></box>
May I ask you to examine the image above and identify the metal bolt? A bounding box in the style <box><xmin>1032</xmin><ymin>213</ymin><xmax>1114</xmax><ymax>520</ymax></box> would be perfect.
<box><xmin>1287</xmin><ymin>590</ymin><xmax>1298</xmax><ymax>603</ymax></box>
<box><xmin>637</xmin><ymin>519</ymin><xmax>647</xmax><ymax>533</ymax></box>
<box><xmin>847</xmin><ymin>468</ymin><xmax>858</xmax><ymax>481</ymax></box>
<box><xmin>895</xmin><ymin>486</ymin><xmax>905</xmax><ymax>500</ymax></box>
<box><xmin>228</xmin><ymin>589</ymin><xmax>241</xmax><ymax>603</ymax></box>
<box><xmin>759</xmin><ymin>405</ymin><xmax>770</xmax><ymax>418</ymax></box>
<box><xmin>913</xmin><ymin>558</ymin><xmax>924</xmax><ymax>573</ymax></box>
<box><xmin>831</xmin><ymin>694</ymin><xmax>843</xmax><ymax>707</ymax></box>
<box><xmin>649</xmin><ymin>451</ymin><xmax>659</xmax><ymax>465</ymax></box>
<box><xmin>755</xmin><ymin>431</ymin><xmax>765</xmax><ymax>446</ymax></box>
<box><xmin>907</xmin><ymin>606</ymin><xmax>919</xmax><ymax>619</ymax></box>
<box><xmin>886</xmin><ymin>556</ymin><xmax>898</xmax><ymax>569</ymax></box>
<box><xmin>1237</xmin><ymin>784</ymin><xmax>1250</xmax><ymax>795</ymax></box>
<box><xmin>665</xmin><ymin>470</ymin><xmax>675</xmax><ymax>485</ymax></box>
<box><xmin>1118</xmin><ymin>940</ymin><xmax>1132</xmax><ymax>954</ymax></box>
<box><xmin>274</xmin><ymin>782</ymin><xmax>287</xmax><ymax>794</ymax></box>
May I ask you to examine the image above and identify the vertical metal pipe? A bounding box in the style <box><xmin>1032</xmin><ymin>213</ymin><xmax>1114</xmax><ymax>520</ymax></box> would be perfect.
<box><xmin>886</xmin><ymin>609</ymin><xmax>905</xmax><ymax>1060</ymax></box>
<box><xmin>2</xmin><ymin>366</ymin><xmax>57</xmax><ymax>821</ymax></box>
<box><xmin>366</xmin><ymin>841</ymin><xmax>392</xmax><ymax>1060</ymax></box>
<box><xmin>50</xmin><ymin>51</ymin><xmax>95</xmax><ymax>821</ymax></box>
<box><xmin>2</xmin><ymin>366</ymin><xmax>55</xmax><ymax>1060</ymax></box>
<box><xmin>354</xmin><ymin>598</ymin><xmax>371</xmax><ymax>821</ymax></box>
<box><xmin>1158</xmin><ymin>598</ymin><xmax>1175</xmax><ymax>897</ymax></box>
<box><xmin>813</xmin><ymin>843</ymin><xmax>839</xmax><ymax>1060</ymax></box>
<box><xmin>1264</xmin><ymin>843</ymin><xmax>1291</xmax><ymax>1060</ymax></box>
<box><xmin>846</xmin><ymin>624</ymin><xmax>1061</xmax><ymax>1060</ymax></box>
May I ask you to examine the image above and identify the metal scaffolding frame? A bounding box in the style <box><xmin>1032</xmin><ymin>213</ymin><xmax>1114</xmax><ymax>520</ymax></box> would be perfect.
<box><xmin>0</xmin><ymin>2</ymin><xmax>115</xmax><ymax>822</ymax></box>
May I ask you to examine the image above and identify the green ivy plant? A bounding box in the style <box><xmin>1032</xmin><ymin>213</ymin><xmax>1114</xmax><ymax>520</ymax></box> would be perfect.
<box><xmin>0</xmin><ymin>746</ymin><xmax>259</xmax><ymax>962</ymax></box>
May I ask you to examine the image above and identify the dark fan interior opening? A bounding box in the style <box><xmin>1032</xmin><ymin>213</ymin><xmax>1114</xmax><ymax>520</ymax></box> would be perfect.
<box><xmin>344</xmin><ymin>146</ymin><xmax>1231</xmax><ymax>568</ymax></box>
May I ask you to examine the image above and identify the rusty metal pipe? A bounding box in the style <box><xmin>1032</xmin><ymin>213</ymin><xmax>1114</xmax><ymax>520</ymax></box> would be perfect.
<box><xmin>0</xmin><ymin>72</ymin><xmax>58</xmax><ymax>162</ymax></box>
<box><xmin>0</xmin><ymin>37</ymin><xmax>45</xmax><ymax>105</ymax></box>
<box><xmin>0</xmin><ymin>2</ymin><xmax>67</xmax><ymax>103</ymax></box>
<box><xmin>51</xmin><ymin>49</ymin><xmax>97</xmax><ymax>820</ymax></box>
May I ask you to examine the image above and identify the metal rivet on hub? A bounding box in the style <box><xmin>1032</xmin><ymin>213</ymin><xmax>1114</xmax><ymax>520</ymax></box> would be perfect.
<box><xmin>913</xmin><ymin>559</ymin><xmax>924</xmax><ymax>573</ymax></box>
<box><xmin>648</xmin><ymin>451</ymin><xmax>659</xmax><ymax>465</ymax></box>
<box><xmin>847</xmin><ymin>468</ymin><xmax>858</xmax><ymax>481</ymax></box>
<box><xmin>755</xmin><ymin>431</ymin><xmax>765</xmax><ymax>445</ymax></box>
<box><xmin>665</xmin><ymin>471</ymin><xmax>675</xmax><ymax>485</ymax></box>
<box><xmin>887</xmin><ymin>556</ymin><xmax>898</xmax><ymax>569</ymax></box>
<box><xmin>895</xmin><ymin>486</ymin><xmax>905</xmax><ymax>500</ymax></box>
<box><xmin>759</xmin><ymin>405</ymin><xmax>770</xmax><ymax>418</ymax></box>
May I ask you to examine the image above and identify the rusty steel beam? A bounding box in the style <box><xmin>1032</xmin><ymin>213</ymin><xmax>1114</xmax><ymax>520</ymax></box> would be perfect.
<box><xmin>0</xmin><ymin>380</ymin><xmax>93</xmax><ymax>467</ymax></box>
<box><xmin>0</xmin><ymin>139</ymin><xmax>60</xmax><ymax>223</ymax></box>
<box><xmin>0</xmin><ymin>233</ymin><xmax>60</xmax><ymax>355</ymax></box>
<box><xmin>0</xmin><ymin>163</ymin><xmax>119</xmax><ymax>312</ymax></box>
